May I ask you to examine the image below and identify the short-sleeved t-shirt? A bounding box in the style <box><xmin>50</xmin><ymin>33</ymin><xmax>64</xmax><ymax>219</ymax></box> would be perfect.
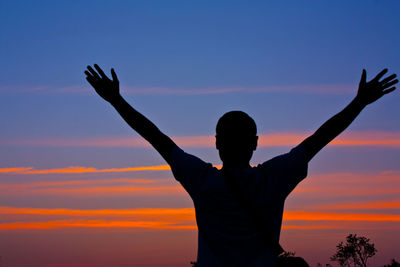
<box><xmin>169</xmin><ymin>145</ymin><xmax>308</xmax><ymax>267</ymax></box>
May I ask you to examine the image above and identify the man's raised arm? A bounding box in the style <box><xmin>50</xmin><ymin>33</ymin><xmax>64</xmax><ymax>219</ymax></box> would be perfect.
<box><xmin>300</xmin><ymin>68</ymin><xmax>398</xmax><ymax>162</ymax></box>
<box><xmin>84</xmin><ymin>64</ymin><xmax>177</xmax><ymax>162</ymax></box>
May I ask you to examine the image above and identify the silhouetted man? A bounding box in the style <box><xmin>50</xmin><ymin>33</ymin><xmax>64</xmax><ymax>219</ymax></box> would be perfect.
<box><xmin>85</xmin><ymin>65</ymin><xmax>397</xmax><ymax>267</ymax></box>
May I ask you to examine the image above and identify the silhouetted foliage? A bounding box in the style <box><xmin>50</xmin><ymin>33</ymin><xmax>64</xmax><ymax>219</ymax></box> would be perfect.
<box><xmin>190</xmin><ymin>261</ymin><xmax>197</xmax><ymax>267</ymax></box>
<box><xmin>277</xmin><ymin>250</ymin><xmax>310</xmax><ymax>267</ymax></box>
<box><xmin>330</xmin><ymin>234</ymin><xmax>377</xmax><ymax>267</ymax></box>
<box><xmin>279</xmin><ymin>250</ymin><xmax>296</xmax><ymax>258</ymax></box>
<box><xmin>382</xmin><ymin>259</ymin><xmax>400</xmax><ymax>267</ymax></box>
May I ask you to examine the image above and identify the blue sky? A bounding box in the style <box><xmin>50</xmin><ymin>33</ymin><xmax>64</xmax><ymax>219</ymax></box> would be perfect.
<box><xmin>1</xmin><ymin>0</ymin><xmax>399</xmax><ymax>140</ymax></box>
<box><xmin>2</xmin><ymin>0</ymin><xmax>399</xmax><ymax>88</ymax></box>
<box><xmin>1</xmin><ymin>1</ymin><xmax>400</xmax><ymax>266</ymax></box>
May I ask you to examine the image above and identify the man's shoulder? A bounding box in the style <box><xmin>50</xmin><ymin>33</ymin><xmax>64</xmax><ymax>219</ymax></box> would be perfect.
<box><xmin>169</xmin><ymin>146</ymin><xmax>201</xmax><ymax>166</ymax></box>
<box><xmin>259</xmin><ymin>144</ymin><xmax>308</xmax><ymax>169</ymax></box>
<box><xmin>168</xmin><ymin>146</ymin><xmax>216</xmax><ymax>195</ymax></box>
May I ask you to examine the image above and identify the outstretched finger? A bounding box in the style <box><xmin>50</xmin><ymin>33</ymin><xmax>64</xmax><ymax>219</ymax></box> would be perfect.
<box><xmin>111</xmin><ymin>68</ymin><xmax>119</xmax><ymax>82</ymax></box>
<box><xmin>373</xmin><ymin>68</ymin><xmax>388</xmax><ymax>82</ymax></box>
<box><xmin>86</xmin><ymin>76</ymin><xmax>96</xmax><ymax>88</ymax></box>
<box><xmin>360</xmin><ymin>69</ymin><xmax>366</xmax><ymax>85</ymax></box>
<box><xmin>84</xmin><ymin>70</ymin><xmax>93</xmax><ymax>79</ymax></box>
<box><xmin>94</xmin><ymin>64</ymin><xmax>108</xmax><ymax>79</ymax></box>
<box><xmin>87</xmin><ymin>66</ymin><xmax>100</xmax><ymax>80</ymax></box>
<box><xmin>380</xmin><ymin>74</ymin><xmax>397</xmax><ymax>85</ymax></box>
<box><xmin>382</xmin><ymin>87</ymin><xmax>396</xmax><ymax>95</ymax></box>
<box><xmin>382</xmin><ymin>79</ymin><xmax>398</xmax><ymax>90</ymax></box>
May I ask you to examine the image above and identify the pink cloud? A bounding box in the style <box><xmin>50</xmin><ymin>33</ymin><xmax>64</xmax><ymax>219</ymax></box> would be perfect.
<box><xmin>2</xmin><ymin>130</ymin><xmax>399</xmax><ymax>148</ymax></box>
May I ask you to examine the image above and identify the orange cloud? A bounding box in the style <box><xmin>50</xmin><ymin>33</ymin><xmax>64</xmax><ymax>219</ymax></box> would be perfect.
<box><xmin>0</xmin><ymin>220</ymin><xmax>196</xmax><ymax>230</ymax></box>
<box><xmin>258</xmin><ymin>131</ymin><xmax>400</xmax><ymax>147</ymax></box>
<box><xmin>283</xmin><ymin>211</ymin><xmax>400</xmax><ymax>222</ymax></box>
<box><xmin>0</xmin><ymin>207</ymin><xmax>196</xmax><ymax>230</ymax></box>
<box><xmin>1</xmin><ymin>206</ymin><xmax>399</xmax><ymax>231</ymax></box>
<box><xmin>0</xmin><ymin>163</ymin><xmax>223</xmax><ymax>175</ymax></box>
<box><xmin>291</xmin><ymin>171</ymin><xmax>400</xmax><ymax>199</ymax></box>
<box><xmin>0</xmin><ymin>167</ymin><xmax>33</xmax><ymax>173</ymax></box>
<box><xmin>0</xmin><ymin>175</ymin><xmax>186</xmax><ymax>197</ymax></box>
<box><xmin>282</xmin><ymin>223</ymin><xmax>400</xmax><ymax>230</ymax></box>
<box><xmin>308</xmin><ymin>201</ymin><xmax>400</xmax><ymax>210</ymax></box>
<box><xmin>21</xmin><ymin>185</ymin><xmax>184</xmax><ymax>196</ymax></box>
<box><xmin>0</xmin><ymin>178</ymin><xmax>164</xmax><ymax>192</ymax></box>
<box><xmin>0</xmin><ymin>165</ymin><xmax>170</xmax><ymax>174</ymax></box>
<box><xmin>11</xmin><ymin>220</ymin><xmax>392</xmax><ymax>231</ymax></box>
<box><xmin>0</xmin><ymin>182</ymin><xmax>184</xmax><ymax>197</ymax></box>
<box><xmin>1</xmin><ymin>170</ymin><xmax>399</xmax><ymax>200</ymax></box>
<box><xmin>0</xmin><ymin>206</ymin><xmax>194</xmax><ymax>219</ymax></box>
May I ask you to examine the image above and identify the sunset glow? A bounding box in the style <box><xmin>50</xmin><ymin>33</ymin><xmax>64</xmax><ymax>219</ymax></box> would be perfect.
<box><xmin>2</xmin><ymin>130</ymin><xmax>400</xmax><ymax>148</ymax></box>
<box><xmin>1</xmin><ymin>1</ymin><xmax>399</xmax><ymax>266</ymax></box>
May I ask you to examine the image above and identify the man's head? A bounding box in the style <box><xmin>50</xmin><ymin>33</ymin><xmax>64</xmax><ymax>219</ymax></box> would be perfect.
<box><xmin>215</xmin><ymin>111</ymin><xmax>258</xmax><ymax>167</ymax></box>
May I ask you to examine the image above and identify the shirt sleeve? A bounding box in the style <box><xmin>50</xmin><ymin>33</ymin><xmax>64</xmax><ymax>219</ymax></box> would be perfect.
<box><xmin>259</xmin><ymin>143</ymin><xmax>309</xmax><ymax>199</ymax></box>
<box><xmin>168</xmin><ymin>146</ymin><xmax>212</xmax><ymax>198</ymax></box>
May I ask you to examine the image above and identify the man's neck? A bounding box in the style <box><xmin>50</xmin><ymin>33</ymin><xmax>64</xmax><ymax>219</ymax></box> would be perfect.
<box><xmin>222</xmin><ymin>162</ymin><xmax>251</xmax><ymax>169</ymax></box>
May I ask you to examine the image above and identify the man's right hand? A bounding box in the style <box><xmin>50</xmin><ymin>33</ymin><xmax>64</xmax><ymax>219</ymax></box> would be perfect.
<box><xmin>84</xmin><ymin>63</ymin><xmax>177</xmax><ymax>162</ymax></box>
<box><xmin>85</xmin><ymin>64</ymin><xmax>121</xmax><ymax>103</ymax></box>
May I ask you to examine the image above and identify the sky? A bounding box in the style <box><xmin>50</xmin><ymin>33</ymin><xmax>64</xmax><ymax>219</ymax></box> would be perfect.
<box><xmin>0</xmin><ymin>0</ymin><xmax>400</xmax><ymax>266</ymax></box>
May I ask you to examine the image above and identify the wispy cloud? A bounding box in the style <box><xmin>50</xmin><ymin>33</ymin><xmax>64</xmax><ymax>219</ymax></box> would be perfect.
<box><xmin>0</xmin><ymin>177</ymin><xmax>185</xmax><ymax>197</ymax></box>
<box><xmin>292</xmin><ymin>171</ymin><xmax>400</xmax><ymax>205</ymax></box>
<box><xmin>283</xmin><ymin>211</ymin><xmax>400</xmax><ymax>222</ymax></box>
<box><xmin>1</xmin><ymin>167</ymin><xmax>399</xmax><ymax>199</ymax></box>
<box><xmin>308</xmin><ymin>201</ymin><xmax>400</xmax><ymax>210</ymax></box>
<box><xmin>0</xmin><ymin>220</ymin><xmax>196</xmax><ymax>230</ymax></box>
<box><xmin>0</xmin><ymin>206</ymin><xmax>194</xmax><ymax>218</ymax></box>
<box><xmin>0</xmin><ymin>185</ymin><xmax>184</xmax><ymax>197</ymax></box>
<box><xmin>0</xmin><ymin>165</ymin><xmax>170</xmax><ymax>174</ymax></box>
<box><xmin>0</xmin><ymin>207</ymin><xmax>195</xmax><ymax>230</ymax></box>
<box><xmin>2</xmin><ymin>130</ymin><xmax>400</xmax><ymax>148</ymax></box>
<box><xmin>1</xmin><ymin>172</ymin><xmax>399</xmax><ymax>228</ymax></box>
<box><xmin>1</xmin><ymin>206</ymin><xmax>399</xmax><ymax>231</ymax></box>
<box><xmin>0</xmin><ymin>84</ymin><xmax>354</xmax><ymax>95</ymax></box>
<box><xmin>120</xmin><ymin>84</ymin><xmax>354</xmax><ymax>95</ymax></box>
